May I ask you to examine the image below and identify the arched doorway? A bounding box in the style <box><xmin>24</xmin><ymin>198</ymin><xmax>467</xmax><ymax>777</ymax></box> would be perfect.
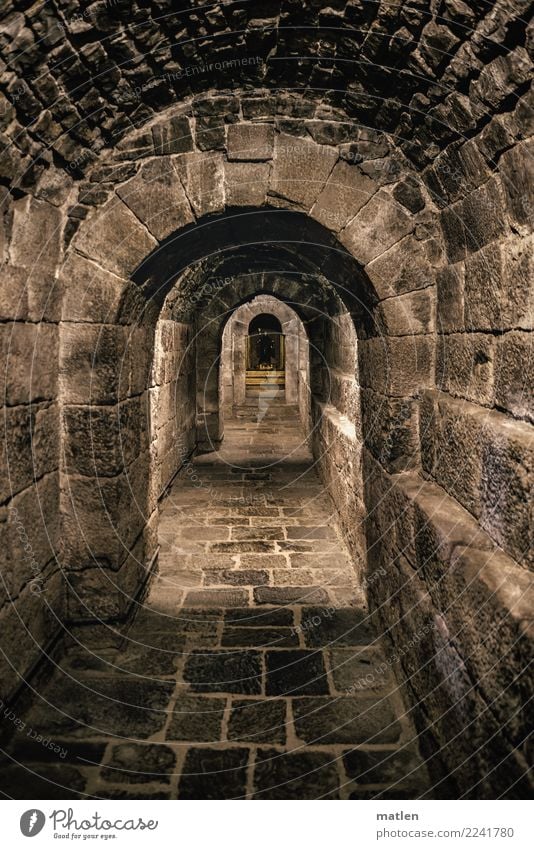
<box><xmin>246</xmin><ymin>313</ymin><xmax>285</xmax><ymax>398</ymax></box>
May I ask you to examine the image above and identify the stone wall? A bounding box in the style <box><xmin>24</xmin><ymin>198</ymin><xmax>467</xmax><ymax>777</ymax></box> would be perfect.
<box><xmin>311</xmin><ymin>312</ymin><xmax>367</xmax><ymax>572</ymax></box>
<box><xmin>361</xmin><ymin>95</ymin><xmax>534</xmax><ymax>796</ymax></box>
<box><xmin>150</xmin><ymin>318</ymin><xmax>196</xmax><ymax>499</ymax></box>
<box><xmin>0</xmin><ymin>232</ymin><xmax>62</xmax><ymax>701</ymax></box>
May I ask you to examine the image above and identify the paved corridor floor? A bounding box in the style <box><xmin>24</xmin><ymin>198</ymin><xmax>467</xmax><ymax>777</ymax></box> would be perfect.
<box><xmin>0</xmin><ymin>400</ymin><xmax>430</xmax><ymax>799</ymax></box>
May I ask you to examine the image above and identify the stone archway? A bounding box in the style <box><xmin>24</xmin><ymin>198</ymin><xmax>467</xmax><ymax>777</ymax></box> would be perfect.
<box><xmin>60</xmin><ymin>120</ymin><xmax>428</xmax><ymax>623</ymax></box>
<box><xmin>220</xmin><ymin>294</ymin><xmax>309</xmax><ymax>417</ymax></box>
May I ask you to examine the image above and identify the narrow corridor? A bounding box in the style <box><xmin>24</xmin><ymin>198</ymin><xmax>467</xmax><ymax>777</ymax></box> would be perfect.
<box><xmin>0</xmin><ymin>401</ymin><xmax>430</xmax><ymax>799</ymax></box>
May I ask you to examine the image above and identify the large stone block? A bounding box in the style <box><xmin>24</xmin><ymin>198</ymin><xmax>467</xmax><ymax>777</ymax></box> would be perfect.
<box><xmin>0</xmin><ymin>402</ymin><xmax>58</xmax><ymax>502</ymax></box>
<box><xmin>471</xmin><ymin>48</ymin><xmax>532</xmax><ymax>110</ymax></box>
<box><xmin>61</xmin><ymin>251</ymin><xmax>128</xmax><ymax>323</ymax></box>
<box><xmin>152</xmin><ymin>115</ymin><xmax>194</xmax><ymax>156</ymax></box>
<box><xmin>499</xmin><ymin>139</ymin><xmax>534</xmax><ymax>227</ymax></box>
<box><xmin>480</xmin><ymin>414</ymin><xmax>533</xmax><ymax>569</ymax></box>
<box><xmin>270</xmin><ymin>133</ymin><xmax>338</xmax><ymax>210</ymax></box>
<box><xmin>436</xmin><ymin>332</ymin><xmax>495</xmax><ymax>406</ymax></box>
<box><xmin>116</xmin><ymin>157</ymin><xmax>194</xmax><ymax>241</ymax></box>
<box><xmin>361</xmin><ymin>388</ymin><xmax>420</xmax><ymax>472</ymax></box>
<box><xmin>421</xmin><ymin>390</ymin><xmax>486</xmax><ymax>518</ymax></box>
<box><xmin>341</xmin><ymin>189</ymin><xmax>414</xmax><ymax>265</ymax></box>
<box><xmin>74</xmin><ymin>198</ymin><xmax>157</xmax><ymax>278</ymax></box>
<box><xmin>10</xmin><ymin>196</ymin><xmax>63</xmax><ymax>274</ymax></box>
<box><xmin>66</xmin><ymin>552</ymin><xmax>147</xmax><ymax>622</ymax></box>
<box><xmin>60</xmin><ymin>324</ymin><xmax>128</xmax><ymax>405</ymax></box>
<box><xmin>311</xmin><ymin>159</ymin><xmax>377</xmax><ymax>232</ymax></box>
<box><xmin>376</xmin><ymin>287</ymin><xmax>435</xmax><ymax>336</ymax></box>
<box><xmin>358</xmin><ymin>335</ymin><xmax>434</xmax><ymax>397</ymax></box>
<box><xmin>226</xmin><ymin>123</ymin><xmax>274</xmax><ymax>161</ymax></box>
<box><xmin>175</xmin><ymin>151</ymin><xmax>225</xmax><ymax>218</ymax></box>
<box><xmin>0</xmin><ymin>264</ymin><xmax>61</xmax><ymax>323</ymax></box>
<box><xmin>6</xmin><ymin>472</ymin><xmax>59</xmax><ymax>598</ymax></box>
<box><xmin>0</xmin><ymin>574</ymin><xmax>63</xmax><ymax>703</ymax></box>
<box><xmin>419</xmin><ymin>390</ymin><xmax>438</xmax><ymax>477</ymax></box>
<box><xmin>0</xmin><ymin>265</ymin><xmax>28</xmax><ymax>322</ymax></box>
<box><xmin>362</xmin><ymin>448</ymin><xmax>404</xmax><ymax>569</ymax></box>
<box><xmin>63</xmin><ymin>397</ymin><xmax>147</xmax><ymax>477</ymax></box>
<box><xmin>461</xmin><ymin>176</ymin><xmax>508</xmax><ymax>255</ymax></box>
<box><xmin>0</xmin><ymin>322</ymin><xmax>58</xmax><ymax>404</ymax></box>
<box><xmin>223</xmin><ymin>160</ymin><xmax>269</xmax><ymax>207</ymax></box>
<box><xmin>464</xmin><ymin>236</ymin><xmax>533</xmax><ymax>331</ymax></box>
<box><xmin>494</xmin><ymin>331</ymin><xmax>534</xmax><ymax>422</ymax></box>
<box><xmin>436</xmin><ymin>262</ymin><xmax>464</xmax><ymax>332</ymax></box>
<box><xmin>61</xmin><ymin>457</ymin><xmax>150</xmax><ymax>572</ymax></box>
<box><xmin>366</xmin><ymin>233</ymin><xmax>441</xmax><ymax>300</ymax></box>
<box><xmin>327</xmin><ymin>370</ymin><xmax>359</xmax><ymax>423</ymax></box>
<box><xmin>411</xmin><ymin>479</ymin><xmax>495</xmax><ymax>590</ymax></box>
<box><xmin>440</xmin><ymin>202</ymin><xmax>467</xmax><ymax>263</ymax></box>
<box><xmin>442</xmin><ymin>545</ymin><xmax>534</xmax><ymax>743</ymax></box>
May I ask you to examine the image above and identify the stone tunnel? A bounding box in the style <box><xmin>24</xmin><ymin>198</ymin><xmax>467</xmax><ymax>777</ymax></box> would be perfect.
<box><xmin>0</xmin><ymin>0</ymin><xmax>532</xmax><ymax>801</ymax></box>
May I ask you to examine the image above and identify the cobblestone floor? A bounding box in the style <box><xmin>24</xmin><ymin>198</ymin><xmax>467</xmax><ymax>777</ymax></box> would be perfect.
<box><xmin>0</xmin><ymin>400</ymin><xmax>431</xmax><ymax>799</ymax></box>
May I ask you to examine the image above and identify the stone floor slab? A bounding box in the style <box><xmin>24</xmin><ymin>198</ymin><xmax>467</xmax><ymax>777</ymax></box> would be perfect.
<box><xmin>166</xmin><ymin>695</ymin><xmax>226</xmax><ymax>742</ymax></box>
<box><xmin>265</xmin><ymin>650</ymin><xmax>329</xmax><ymax>696</ymax></box>
<box><xmin>222</xmin><ymin>627</ymin><xmax>299</xmax><ymax>648</ymax></box>
<box><xmin>227</xmin><ymin>699</ymin><xmax>287</xmax><ymax>744</ymax></box>
<box><xmin>178</xmin><ymin>747</ymin><xmax>249</xmax><ymax>799</ymax></box>
<box><xmin>254</xmin><ymin>586</ymin><xmax>330</xmax><ymax>605</ymax></box>
<box><xmin>101</xmin><ymin>743</ymin><xmax>176</xmax><ymax>784</ymax></box>
<box><xmin>301</xmin><ymin>607</ymin><xmax>376</xmax><ymax>647</ymax></box>
<box><xmin>253</xmin><ymin>748</ymin><xmax>340</xmax><ymax>799</ymax></box>
<box><xmin>293</xmin><ymin>697</ymin><xmax>402</xmax><ymax>745</ymax></box>
<box><xmin>183</xmin><ymin>650</ymin><xmax>263</xmax><ymax>694</ymax></box>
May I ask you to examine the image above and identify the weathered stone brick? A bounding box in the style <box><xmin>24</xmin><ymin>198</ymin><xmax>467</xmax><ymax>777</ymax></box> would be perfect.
<box><xmin>226</xmin><ymin>122</ymin><xmax>274</xmax><ymax>161</ymax></box>
<box><xmin>223</xmin><ymin>160</ymin><xmax>269</xmax><ymax>207</ymax></box>
<box><xmin>436</xmin><ymin>333</ymin><xmax>495</xmax><ymax>406</ymax></box>
<box><xmin>74</xmin><ymin>198</ymin><xmax>157</xmax><ymax>278</ymax></box>
<box><xmin>358</xmin><ymin>336</ymin><xmax>435</xmax><ymax>397</ymax></box>
<box><xmin>441</xmin><ymin>202</ymin><xmax>467</xmax><ymax>263</ymax></box>
<box><xmin>0</xmin><ymin>322</ymin><xmax>58</xmax><ymax>405</ymax></box>
<box><xmin>60</xmin><ymin>252</ymin><xmax>128</xmax><ymax>323</ymax></box>
<box><xmin>361</xmin><ymin>388</ymin><xmax>420</xmax><ymax>472</ymax></box>
<box><xmin>341</xmin><ymin>188</ymin><xmax>414</xmax><ymax>265</ymax></box>
<box><xmin>152</xmin><ymin>115</ymin><xmax>194</xmax><ymax>155</ymax></box>
<box><xmin>462</xmin><ymin>177</ymin><xmax>507</xmax><ymax>254</ymax></box>
<box><xmin>366</xmin><ymin>233</ymin><xmax>440</xmax><ymax>300</ymax></box>
<box><xmin>494</xmin><ymin>331</ymin><xmax>534</xmax><ymax>422</ymax></box>
<box><xmin>480</xmin><ymin>414</ymin><xmax>533</xmax><ymax>568</ymax></box>
<box><xmin>0</xmin><ymin>402</ymin><xmax>58</xmax><ymax>502</ymax></box>
<box><xmin>175</xmin><ymin>151</ymin><xmax>225</xmax><ymax>217</ymax></box>
<box><xmin>10</xmin><ymin>196</ymin><xmax>63</xmax><ymax>273</ymax></box>
<box><xmin>442</xmin><ymin>545</ymin><xmax>533</xmax><ymax>741</ymax></box>
<box><xmin>116</xmin><ymin>157</ymin><xmax>194</xmax><ymax>240</ymax></box>
<box><xmin>60</xmin><ymin>324</ymin><xmax>128</xmax><ymax>405</ymax></box>
<box><xmin>464</xmin><ymin>237</ymin><xmax>533</xmax><ymax>331</ymax></box>
<box><xmin>421</xmin><ymin>390</ymin><xmax>486</xmax><ymax>517</ymax></box>
<box><xmin>376</xmin><ymin>288</ymin><xmax>435</xmax><ymax>336</ymax></box>
<box><xmin>436</xmin><ymin>262</ymin><xmax>464</xmax><ymax>332</ymax></box>
<box><xmin>311</xmin><ymin>159</ymin><xmax>377</xmax><ymax>232</ymax></box>
<box><xmin>499</xmin><ymin>139</ymin><xmax>534</xmax><ymax>227</ymax></box>
<box><xmin>270</xmin><ymin>133</ymin><xmax>338</xmax><ymax>209</ymax></box>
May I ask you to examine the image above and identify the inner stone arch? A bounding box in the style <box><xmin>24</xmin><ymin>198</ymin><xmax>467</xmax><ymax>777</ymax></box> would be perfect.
<box><xmin>220</xmin><ymin>295</ymin><xmax>310</xmax><ymax>419</ymax></box>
